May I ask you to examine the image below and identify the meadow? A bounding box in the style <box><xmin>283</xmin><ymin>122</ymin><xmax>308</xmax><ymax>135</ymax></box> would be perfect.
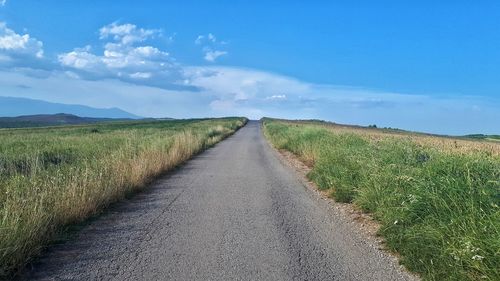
<box><xmin>0</xmin><ymin>117</ymin><xmax>246</xmax><ymax>277</ymax></box>
<box><xmin>263</xmin><ymin>119</ymin><xmax>499</xmax><ymax>281</ymax></box>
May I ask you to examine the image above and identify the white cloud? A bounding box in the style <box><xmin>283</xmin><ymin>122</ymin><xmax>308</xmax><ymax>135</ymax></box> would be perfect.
<box><xmin>195</xmin><ymin>33</ymin><xmax>228</xmax><ymax>62</ymax></box>
<box><xmin>204</xmin><ymin>50</ymin><xmax>227</xmax><ymax>62</ymax></box>
<box><xmin>195</xmin><ymin>33</ymin><xmax>217</xmax><ymax>45</ymax></box>
<box><xmin>2</xmin><ymin>64</ymin><xmax>500</xmax><ymax>134</ymax></box>
<box><xmin>129</xmin><ymin>72</ymin><xmax>152</xmax><ymax>79</ymax></box>
<box><xmin>99</xmin><ymin>22</ymin><xmax>160</xmax><ymax>45</ymax></box>
<box><xmin>265</xmin><ymin>94</ymin><xmax>287</xmax><ymax>101</ymax></box>
<box><xmin>194</xmin><ymin>35</ymin><xmax>204</xmax><ymax>45</ymax></box>
<box><xmin>58</xmin><ymin>23</ymin><xmax>186</xmax><ymax>90</ymax></box>
<box><xmin>207</xmin><ymin>33</ymin><xmax>216</xmax><ymax>42</ymax></box>
<box><xmin>0</xmin><ymin>22</ymin><xmax>44</xmax><ymax>66</ymax></box>
<box><xmin>178</xmin><ymin>66</ymin><xmax>500</xmax><ymax>134</ymax></box>
<box><xmin>58</xmin><ymin>48</ymin><xmax>100</xmax><ymax>71</ymax></box>
<box><xmin>0</xmin><ymin>0</ymin><xmax>6</xmax><ymax>7</ymax></box>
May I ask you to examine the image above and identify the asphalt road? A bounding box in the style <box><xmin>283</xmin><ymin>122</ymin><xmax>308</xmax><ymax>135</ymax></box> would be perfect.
<box><xmin>22</xmin><ymin>121</ymin><xmax>417</xmax><ymax>281</ymax></box>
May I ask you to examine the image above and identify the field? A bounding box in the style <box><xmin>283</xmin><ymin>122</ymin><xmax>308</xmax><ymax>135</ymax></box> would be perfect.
<box><xmin>0</xmin><ymin>117</ymin><xmax>246</xmax><ymax>277</ymax></box>
<box><xmin>263</xmin><ymin>119</ymin><xmax>499</xmax><ymax>281</ymax></box>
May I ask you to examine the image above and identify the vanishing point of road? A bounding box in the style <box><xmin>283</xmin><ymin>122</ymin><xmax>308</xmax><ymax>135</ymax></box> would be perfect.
<box><xmin>22</xmin><ymin>121</ymin><xmax>417</xmax><ymax>281</ymax></box>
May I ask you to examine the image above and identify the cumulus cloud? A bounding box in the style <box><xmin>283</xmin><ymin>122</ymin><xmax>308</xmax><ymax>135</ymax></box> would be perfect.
<box><xmin>0</xmin><ymin>22</ymin><xmax>44</xmax><ymax>67</ymax></box>
<box><xmin>58</xmin><ymin>23</ymin><xmax>191</xmax><ymax>90</ymax></box>
<box><xmin>99</xmin><ymin>22</ymin><xmax>160</xmax><ymax>45</ymax></box>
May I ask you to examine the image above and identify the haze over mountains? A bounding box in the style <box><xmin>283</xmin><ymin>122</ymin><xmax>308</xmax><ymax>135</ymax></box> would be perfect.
<box><xmin>0</xmin><ymin>96</ymin><xmax>140</xmax><ymax>119</ymax></box>
<box><xmin>0</xmin><ymin>113</ymin><xmax>136</xmax><ymax>128</ymax></box>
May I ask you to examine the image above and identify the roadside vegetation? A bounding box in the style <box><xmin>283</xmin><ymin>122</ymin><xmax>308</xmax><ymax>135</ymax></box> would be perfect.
<box><xmin>0</xmin><ymin>118</ymin><xmax>246</xmax><ymax>277</ymax></box>
<box><xmin>464</xmin><ymin>134</ymin><xmax>500</xmax><ymax>142</ymax></box>
<box><xmin>263</xmin><ymin>118</ymin><xmax>499</xmax><ymax>281</ymax></box>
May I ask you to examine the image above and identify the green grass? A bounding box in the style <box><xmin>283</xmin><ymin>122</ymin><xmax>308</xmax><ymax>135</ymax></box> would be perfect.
<box><xmin>464</xmin><ymin>134</ymin><xmax>500</xmax><ymax>142</ymax></box>
<box><xmin>0</xmin><ymin>117</ymin><xmax>246</xmax><ymax>277</ymax></box>
<box><xmin>263</xmin><ymin>118</ymin><xmax>499</xmax><ymax>281</ymax></box>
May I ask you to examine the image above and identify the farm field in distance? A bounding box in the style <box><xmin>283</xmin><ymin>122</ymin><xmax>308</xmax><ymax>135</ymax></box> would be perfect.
<box><xmin>263</xmin><ymin>118</ymin><xmax>500</xmax><ymax>281</ymax></box>
<box><xmin>0</xmin><ymin>117</ymin><xmax>246</xmax><ymax>277</ymax></box>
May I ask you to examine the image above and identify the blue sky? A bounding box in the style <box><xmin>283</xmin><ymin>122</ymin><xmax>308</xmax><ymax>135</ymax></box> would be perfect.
<box><xmin>0</xmin><ymin>0</ymin><xmax>499</xmax><ymax>134</ymax></box>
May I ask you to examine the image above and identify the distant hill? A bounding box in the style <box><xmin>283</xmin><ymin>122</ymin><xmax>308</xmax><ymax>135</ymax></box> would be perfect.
<box><xmin>0</xmin><ymin>113</ymin><xmax>135</xmax><ymax>128</ymax></box>
<box><xmin>463</xmin><ymin>134</ymin><xmax>500</xmax><ymax>142</ymax></box>
<box><xmin>0</xmin><ymin>96</ymin><xmax>141</xmax><ymax>119</ymax></box>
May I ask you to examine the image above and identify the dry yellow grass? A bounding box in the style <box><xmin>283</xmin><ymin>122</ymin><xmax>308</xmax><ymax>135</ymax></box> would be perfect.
<box><xmin>0</xmin><ymin>118</ymin><xmax>246</xmax><ymax>277</ymax></box>
<box><xmin>285</xmin><ymin>120</ymin><xmax>500</xmax><ymax>156</ymax></box>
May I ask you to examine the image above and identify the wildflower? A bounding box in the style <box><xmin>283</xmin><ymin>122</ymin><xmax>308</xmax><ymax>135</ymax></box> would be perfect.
<box><xmin>472</xmin><ymin>255</ymin><xmax>484</xmax><ymax>261</ymax></box>
<box><xmin>464</xmin><ymin>241</ymin><xmax>480</xmax><ymax>253</ymax></box>
<box><xmin>393</xmin><ymin>220</ymin><xmax>398</xmax><ymax>225</ymax></box>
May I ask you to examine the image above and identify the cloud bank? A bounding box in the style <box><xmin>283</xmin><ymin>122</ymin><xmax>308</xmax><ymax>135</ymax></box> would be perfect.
<box><xmin>0</xmin><ymin>21</ymin><xmax>498</xmax><ymax>135</ymax></box>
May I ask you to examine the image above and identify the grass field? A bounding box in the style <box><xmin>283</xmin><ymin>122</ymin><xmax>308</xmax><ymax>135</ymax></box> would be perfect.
<box><xmin>263</xmin><ymin>118</ymin><xmax>499</xmax><ymax>281</ymax></box>
<box><xmin>0</xmin><ymin>117</ymin><xmax>246</xmax><ymax>277</ymax></box>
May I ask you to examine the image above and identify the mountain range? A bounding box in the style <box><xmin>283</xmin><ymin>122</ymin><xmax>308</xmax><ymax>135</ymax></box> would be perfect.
<box><xmin>0</xmin><ymin>96</ymin><xmax>140</xmax><ymax>119</ymax></box>
<box><xmin>0</xmin><ymin>113</ymin><xmax>138</xmax><ymax>128</ymax></box>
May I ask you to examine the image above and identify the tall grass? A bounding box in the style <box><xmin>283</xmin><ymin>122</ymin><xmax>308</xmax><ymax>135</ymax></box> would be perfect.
<box><xmin>263</xmin><ymin>119</ymin><xmax>499</xmax><ymax>281</ymax></box>
<box><xmin>0</xmin><ymin>118</ymin><xmax>246</xmax><ymax>277</ymax></box>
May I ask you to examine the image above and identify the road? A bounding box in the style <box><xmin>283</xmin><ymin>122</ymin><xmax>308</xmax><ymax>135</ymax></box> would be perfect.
<box><xmin>22</xmin><ymin>121</ymin><xmax>417</xmax><ymax>281</ymax></box>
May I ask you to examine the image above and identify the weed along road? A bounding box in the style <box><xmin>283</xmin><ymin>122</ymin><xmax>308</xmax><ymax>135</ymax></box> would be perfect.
<box><xmin>22</xmin><ymin>121</ymin><xmax>417</xmax><ymax>281</ymax></box>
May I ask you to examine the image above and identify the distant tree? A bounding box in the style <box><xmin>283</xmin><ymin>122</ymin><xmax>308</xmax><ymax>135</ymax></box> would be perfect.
<box><xmin>368</xmin><ymin>124</ymin><xmax>377</xmax><ymax>128</ymax></box>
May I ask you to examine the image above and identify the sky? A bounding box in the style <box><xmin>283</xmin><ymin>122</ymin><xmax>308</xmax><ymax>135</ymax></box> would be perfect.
<box><xmin>0</xmin><ymin>0</ymin><xmax>499</xmax><ymax>135</ymax></box>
